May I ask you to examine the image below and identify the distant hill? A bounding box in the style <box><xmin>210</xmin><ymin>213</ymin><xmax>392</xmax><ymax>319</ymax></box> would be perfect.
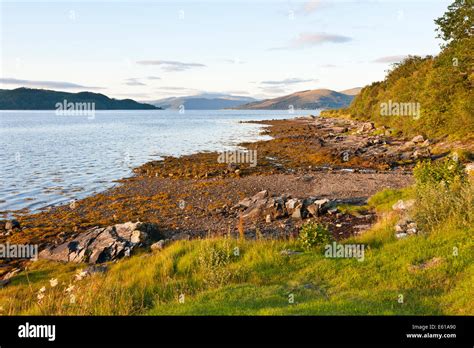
<box><xmin>339</xmin><ymin>87</ymin><xmax>362</xmax><ymax>96</ymax></box>
<box><xmin>235</xmin><ymin>89</ymin><xmax>356</xmax><ymax>110</ymax></box>
<box><xmin>150</xmin><ymin>93</ymin><xmax>257</xmax><ymax>110</ymax></box>
<box><xmin>0</xmin><ymin>88</ymin><xmax>159</xmax><ymax>110</ymax></box>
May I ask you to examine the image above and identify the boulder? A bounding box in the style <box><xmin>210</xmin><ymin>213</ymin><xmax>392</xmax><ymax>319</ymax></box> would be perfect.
<box><xmin>357</xmin><ymin>122</ymin><xmax>374</xmax><ymax>133</ymax></box>
<box><xmin>291</xmin><ymin>204</ymin><xmax>303</xmax><ymax>220</ymax></box>
<box><xmin>5</xmin><ymin>219</ymin><xmax>20</xmax><ymax>231</ymax></box>
<box><xmin>39</xmin><ymin>221</ymin><xmax>162</xmax><ymax>264</ymax></box>
<box><xmin>150</xmin><ymin>239</ymin><xmax>168</xmax><ymax>251</ymax></box>
<box><xmin>392</xmin><ymin>199</ymin><xmax>415</xmax><ymax>211</ymax></box>
<box><xmin>465</xmin><ymin>163</ymin><xmax>474</xmax><ymax>176</ymax></box>
<box><xmin>411</xmin><ymin>135</ymin><xmax>424</xmax><ymax>143</ymax></box>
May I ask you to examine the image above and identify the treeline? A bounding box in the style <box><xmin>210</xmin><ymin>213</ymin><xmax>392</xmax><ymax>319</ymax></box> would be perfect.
<box><xmin>329</xmin><ymin>0</ymin><xmax>473</xmax><ymax>140</ymax></box>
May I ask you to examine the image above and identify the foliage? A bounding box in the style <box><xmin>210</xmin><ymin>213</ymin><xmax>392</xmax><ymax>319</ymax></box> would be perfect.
<box><xmin>198</xmin><ymin>239</ymin><xmax>237</xmax><ymax>287</ymax></box>
<box><xmin>413</xmin><ymin>158</ymin><xmax>466</xmax><ymax>187</ymax></box>
<box><xmin>298</xmin><ymin>222</ymin><xmax>332</xmax><ymax>251</ymax></box>
<box><xmin>345</xmin><ymin>0</ymin><xmax>474</xmax><ymax>140</ymax></box>
<box><xmin>434</xmin><ymin>0</ymin><xmax>474</xmax><ymax>44</ymax></box>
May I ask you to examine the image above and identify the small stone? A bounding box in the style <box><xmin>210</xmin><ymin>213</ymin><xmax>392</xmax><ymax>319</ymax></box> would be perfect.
<box><xmin>411</xmin><ymin>135</ymin><xmax>424</xmax><ymax>143</ymax></box>
<box><xmin>395</xmin><ymin>224</ymin><xmax>404</xmax><ymax>233</ymax></box>
<box><xmin>306</xmin><ymin>203</ymin><xmax>319</xmax><ymax>217</ymax></box>
<box><xmin>392</xmin><ymin>199</ymin><xmax>415</xmax><ymax>211</ymax></box>
<box><xmin>5</xmin><ymin>219</ymin><xmax>20</xmax><ymax>230</ymax></box>
<box><xmin>280</xmin><ymin>249</ymin><xmax>302</xmax><ymax>256</ymax></box>
<box><xmin>265</xmin><ymin>214</ymin><xmax>272</xmax><ymax>223</ymax></box>
<box><xmin>150</xmin><ymin>240</ymin><xmax>167</xmax><ymax>251</ymax></box>
<box><xmin>253</xmin><ymin>190</ymin><xmax>268</xmax><ymax>201</ymax></box>
<box><xmin>396</xmin><ymin>233</ymin><xmax>408</xmax><ymax>239</ymax></box>
<box><xmin>227</xmin><ymin>163</ymin><xmax>239</xmax><ymax>172</ymax></box>
<box><xmin>131</xmin><ymin>230</ymin><xmax>148</xmax><ymax>244</ymax></box>
<box><xmin>291</xmin><ymin>205</ymin><xmax>303</xmax><ymax>220</ymax></box>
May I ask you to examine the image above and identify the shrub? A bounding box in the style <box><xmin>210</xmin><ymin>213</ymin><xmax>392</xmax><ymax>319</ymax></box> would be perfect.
<box><xmin>298</xmin><ymin>222</ymin><xmax>332</xmax><ymax>251</ymax></box>
<box><xmin>413</xmin><ymin>158</ymin><xmax>473</xmax><ymax>232</ymax></box>
<box><xmin>198</xmin><ymin>240</ymin><xmax>236</xmax><ymax>287</ymax></box>
<box><xmin>413</xmin><ymin>158</ymin><xmax>466</xmax><ymax>187</ymax></box>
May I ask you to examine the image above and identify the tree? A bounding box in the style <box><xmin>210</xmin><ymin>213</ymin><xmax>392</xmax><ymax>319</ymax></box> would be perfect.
<box><xmin>434</xmin><ymin>0</ymin><xmax>474</xmax><ymax>45</ymax></box>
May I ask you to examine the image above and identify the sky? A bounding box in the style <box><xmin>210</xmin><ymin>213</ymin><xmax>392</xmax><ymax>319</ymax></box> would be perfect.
<box><xmin>0</xmin><ymin>0</ymin><xmax>450</xmax><ymax>101</ymax></box>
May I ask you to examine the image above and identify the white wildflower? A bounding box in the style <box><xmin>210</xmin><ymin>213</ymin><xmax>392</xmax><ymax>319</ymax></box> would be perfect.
<box><xmin>74</xmin><ymin>270</ymin><xmax>88</xmax><ymax>281</ymax></box>
<box><xmin>69</xmin><ymin>294</ymin><xmax>76</xmax><ymax>304</ymax></box>
<box><xmin>65</xmin><ymin>284</ymin><xmax>75</xmax><ymax>293</ymax></box>
<box><xmin>37</xmin><ymin>293</ymin><xmax>45</xmax><ymax>301</ymax></box>
<box><xmin>49</xmin><ymin>278</ymin><xmax>58</xmax><ymax>287</ymax></box>
<box><xmin>39</xmin><ymin>286</ymin><xmax>46</xmax><ymax>293</ymax></box>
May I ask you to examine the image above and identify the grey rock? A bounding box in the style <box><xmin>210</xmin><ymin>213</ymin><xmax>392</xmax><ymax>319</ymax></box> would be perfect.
<box><xmin>150</xmin><ymin>239</ymin><xmax>168</xmax><ymax>251</ymax></box>
<box><xmin>392</xmin><ymin>199</ymin><xmax>415</xmax><ymax>211</ymax></box>
<box><xmin>291</xmin><ymin>204</ymin><xmax>303</xmax><ymax>220</ymax></box>
<box><xmin>411</xmin><ymin>135</ymin><xmax>424</xmax><ymax>143</ymax></box>
<box><xmin>5</xmin><ymin>219</ymin><xmax>20</xmax><ymax>231</ymax></box>
<box><xmin>39</xmin><ymin>221</ymin><xmax>162</xmax><ymax>264</ymax></box>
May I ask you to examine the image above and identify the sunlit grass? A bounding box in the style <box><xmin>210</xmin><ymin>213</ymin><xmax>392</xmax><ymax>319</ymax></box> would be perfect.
<box><xmin>0</xmin><ymin>183</ymin><xmax>472</xmax><ymax>316</ymax></box>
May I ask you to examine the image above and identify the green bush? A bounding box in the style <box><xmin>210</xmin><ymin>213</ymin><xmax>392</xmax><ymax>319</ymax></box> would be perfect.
<box><xmin>298</xmin><ymin>222</ymin><xmax>332</xmax><ymax>251</ymax></box>
<box><xmin>413</xmin><ymin>158</ymin><xmax>466</xmax><ymax>187</ymax></box>
<box><xmin>413</xmin><ymin>158</ymin><xmax>473</xmax><ymax>232</ymax></box>
<box><xmin>198</xmin><ymin>240</ymin><xmax>236</xmax><ymax>287</ymax></box>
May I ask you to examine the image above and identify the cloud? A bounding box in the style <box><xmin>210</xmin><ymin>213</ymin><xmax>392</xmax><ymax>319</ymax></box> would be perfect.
<box><xmin>270</xmin><ymin>32</ymin><xmax>352</xmax><ymax>50</ymax></box>
<box><xmin>146</xmin><ymin>76</ymin><xmax>161</xmax><ymax>80</ymax></box>
<box><xmin>321</xmin><ymin>64</ymin><xmax>337</xmax><ymax>68</ymax></box>
<box><xmin>125</xmin><ymin>78</ymin><xmax>146</xmax><ymax>86</ymax></box>
<box><xmin>0</xmin><ymin>78</ymin><xmax>103</xmax><ymax>90</ymax></box>
<box><xmin>372</xmin><ymin>55</ymin><xmax>408</xmax><ymax>63</ymax></box>
<box><xmin>221</xmin><ymin>58</ymin><xmax>245</xmax><ymax>64</ymax></box>
<box><xmin>136</xmin><ymin>60</ymin><xmax>206</xmax><ymax>72</ymax></box>
<box><xmin>260</xmin><ymin>78</ymin><xmax>317</xmax><ymax>85</ymax></box>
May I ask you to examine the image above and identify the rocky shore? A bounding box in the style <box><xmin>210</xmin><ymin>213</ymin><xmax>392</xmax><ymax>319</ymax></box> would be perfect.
<box><xmin>0</xmin><ymin>116</ymin><xmax>425</xmax><ymax>274</ymax></box>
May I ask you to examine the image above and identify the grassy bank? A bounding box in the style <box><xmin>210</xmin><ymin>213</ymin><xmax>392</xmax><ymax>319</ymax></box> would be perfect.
<box><xmin>1</xmin><ymin>165</ymin><xmax>472</xmax><ymax>315</ymax></box>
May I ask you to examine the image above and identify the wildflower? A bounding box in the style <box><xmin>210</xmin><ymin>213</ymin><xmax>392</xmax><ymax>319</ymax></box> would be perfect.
<box><xmin>39</xmin><ymin>286</ymin><xmax>46</xmax><ymax>293</ymax></box>
<box><xmin>37</xmin><ymin>293</ymin><xmax>45</xmax><ymax>301</ymax></box>
<box><xmin>65</xmin><ymin>284</ymin><xmax>75</xmax><ymax>293</ymax></box>
<box><xmin>49</xmin><ymin>278</ymin><xmax>58</xmax><ymax>287</ymax></box>
<box><xmin>74</xmin><ymin>270</ymin><xmax>88</xmax><ymax>281</ymax></box>
<box><xmin>69</xmin><ymin>294</ymin><xmax>76</xmax><ymax>304</ymax></box>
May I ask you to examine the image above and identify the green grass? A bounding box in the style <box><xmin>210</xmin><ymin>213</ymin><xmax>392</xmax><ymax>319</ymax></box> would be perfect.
<box><xmin>0</xmin><ymin>213</ymin><xmax>471</xmax><ymax>315</ymax></box>
<box><xmin>1</xmin><ymin>175</ymin><xmax>472</xmax><ymax>316</ymax></box>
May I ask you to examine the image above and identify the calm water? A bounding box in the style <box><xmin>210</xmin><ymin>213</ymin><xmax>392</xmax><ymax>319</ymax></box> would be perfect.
<box><xmin>0</xmin><ymin>109</ymin><xmax>319</xmax><ymax>214</ymax></box>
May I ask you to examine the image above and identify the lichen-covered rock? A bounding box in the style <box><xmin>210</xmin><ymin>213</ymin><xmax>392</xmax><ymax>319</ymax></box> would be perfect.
<box><xmin>39</xmin><ymin>221</ymin><xmax>162</xmax><ymax>264</ymax></box>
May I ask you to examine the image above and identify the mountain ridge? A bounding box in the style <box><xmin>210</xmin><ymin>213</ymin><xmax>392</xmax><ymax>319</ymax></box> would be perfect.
<box><xmin>149</xmin><ymin>93</ymin><xmax>257</xmax><ymax>110</ymax></box>
<box><xmin>234</xmin><ymin>88</ymin><xmax>358</xmax><ymax>110</ymax></box>
<box><xmin>0</xmin><ymin>88</ymin><xmax>159</xmax><ymax>110</ymax></box>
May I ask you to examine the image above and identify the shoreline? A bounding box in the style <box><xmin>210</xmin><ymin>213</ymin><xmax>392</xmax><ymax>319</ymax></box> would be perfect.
<box><xmin>0</xmin><ymin>116</ymin><xmax>419</xmax><ymax>253</ymax></box>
